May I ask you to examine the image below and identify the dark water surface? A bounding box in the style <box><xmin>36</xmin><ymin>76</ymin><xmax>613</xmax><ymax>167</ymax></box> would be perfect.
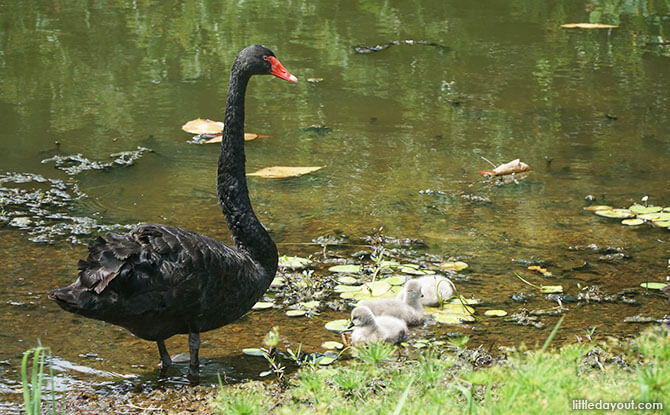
<box><xmin>1</xmin><ymin>0</ymin><xmax>669</xmax><ymax>411</ymax></box>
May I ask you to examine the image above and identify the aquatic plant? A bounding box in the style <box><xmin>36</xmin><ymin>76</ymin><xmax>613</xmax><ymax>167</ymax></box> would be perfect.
<box><xmin>21</xmin><ymin>346</ymin><xmax>61</xmax><ymax>415</ymax></box>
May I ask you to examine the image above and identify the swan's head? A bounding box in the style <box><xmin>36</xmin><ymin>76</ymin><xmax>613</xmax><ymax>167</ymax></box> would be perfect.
<box><xmin>237</xmin><ymin>44</ymin><xmax>298</xmax><ymax>83</ymax></box>
<box><xmin>405</xmin><ymin>279</ymin><xmax>422</xmax><ymax>301</ymax></box>
<box><xmin>350</xmin><ymin>306</ymin><xmax>375</xmax><ymax>327</ymax></box>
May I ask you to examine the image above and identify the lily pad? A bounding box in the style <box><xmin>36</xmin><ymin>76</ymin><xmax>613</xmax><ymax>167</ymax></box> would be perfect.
<box><xmin>318</xmin><ymin>355</ymin><xmax>337</xmax><ymax>366</ymax></box>
<box><xmin>637</xmin><ymin>213</ymin><xmax>661</xmax><ymax>221</ymax></box>
<box><xmin>640</xmin><ymin>282</ymin><xmax>667</xmax><ymax>290</ymax></box>
<box><xmin>440</xmin><ymin>261</ymin><xmax>469</xmax><ymax>271</ymax></box>
<box><xmin>594</xmin><ymin>209</ymin><xmax>635</xmax><ymax>219</ymax></box>
<box><xmin>300</xmin><ymin>300</ymin><xmax>320</xmax><ymax>309</ymax></box>
<box><xmin>621</xmin><ymin>218</ymin><xmax>644</xmax><ymax>226</ymax></box>
<box><xmin>279</xmin><ymin>256</ymin><xmax>312</xmax><ymax>269</ymax></box>
<box><xmin>434</xmin><ymin>313</ymin><xmax>476</xmax><ymax>324</ymax></box>
<box><xmin>653</xmin><ymin>220</ymin><xmax>670</xmax><ymax>228</ymax></box>
<box><xmin>328</xmin><ymin>264</ymin><xmax>362</xmax><ymax>273</ymax></box>
<box><xmin>448</xmin><ymin>296</ymin><xmax>482</xmax><ymax>305</ymax></box>
<box><xmin>360</xmin><ymin>281</ymin><xmax>392</xmax><ymax>297</ymax></box>
<box><xmin>560</xmin><ymin>23</ymin><xmax>619</xmax><ymax>29</ymax></box>
<box><xmin>484</xmin><ymin>309</ymin><xmax>508</xmax><ymax>317</ymax></box>
<box><xmin>321</xmin><ymin>341</ymin><xmax>344</xmax><ymax>350</ymax></box>
<box><xmin>242</xmin><ymin>348</ymin><xmax>265</xmax><ymax>357</ymax></box>
<box><xmin>380</xmin><ymin>276</ymin><xmax>407</xmax><ymax>286</ymax></box>
<box><xmin>337</xmin><ymin>276</ymin><xmax>359</xmax><ymax>285</ymax></box>
<box><xmin>540</xmin><ymin>285</ymin><xmax>563</xmax><ymax>294</ymax></box>
<box><xmin>325</xmin><ymin>319</ymin><xmax>351</xmax><ymax>333</ymax></box>
<box><xmin>252</xmin><ymin>301</ymin><xmax>274</xmax><ymax>310</ymax></box>
<box><xmin>247</xmin><ymin>166</ymin><xmax>324</xmax><ymax>179</ymax></box>
<box><xmin>270</xmin><ymin>277</ymin><xmax>285</xmax><ymax>287</ymax></box>
<box><xmin>286</xmin><ymin>309</ymin><xmax>307</xmax><ymax>317</ymax></box>
<box><xmin>584</xmin><ymin>205</ymin><xmax>612</xmax><ymax>211</ymax></box>
<box><xmin>334</xmin><ymin>284</ymin><xmax>362</xmax><ymax>293</ymax></box>
<box><xmin>399</xmin><ymin>267</ymin><xmax>425</xmax><ymax>275</ymax></box>
<box><xmin>629</xmin><ymin>205</ymin><xmax>662</xmax><ymax>214</ymax></box>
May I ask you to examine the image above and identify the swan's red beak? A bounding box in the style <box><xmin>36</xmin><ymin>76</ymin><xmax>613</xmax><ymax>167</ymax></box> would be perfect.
<box><xmin>268</xmin><ymin>56</ymin><xmax>298</xmax><ymax>83</ymax></box>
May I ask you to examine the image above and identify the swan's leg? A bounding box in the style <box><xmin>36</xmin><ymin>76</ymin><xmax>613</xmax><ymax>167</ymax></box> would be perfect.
<box><xmin>187</xmin><ymin>332</ymin><xmax>200</xmax><ymax>378</ymax></box>
<box><xmin>157</xmin><ymin>340</ymin><xmax>172</xmax><ymax>369</ymax></box>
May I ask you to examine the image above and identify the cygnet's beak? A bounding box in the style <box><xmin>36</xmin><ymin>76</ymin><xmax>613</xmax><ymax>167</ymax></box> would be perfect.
<box><xmin>268</xmin><ymin>56</ymin><xmax>298</xmax><ymax>83</ymax></box>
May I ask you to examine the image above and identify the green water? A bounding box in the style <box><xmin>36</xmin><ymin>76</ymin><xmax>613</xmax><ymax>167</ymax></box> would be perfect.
<box><xmin>1</xmin><ymin>0</ymin><xmax>669</xmax><ymax>410</ymax></box>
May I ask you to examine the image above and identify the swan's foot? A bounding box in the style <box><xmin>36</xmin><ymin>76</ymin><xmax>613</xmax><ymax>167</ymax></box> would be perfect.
<box><xmin>157</xmin><ymin>339</ymin><xmax>172</xmax><ymax>369</ymax></box>
<box><xmin>187</xmin><ymin>332</ymin><xmax>200</xmax><ymax>380</ymax></box>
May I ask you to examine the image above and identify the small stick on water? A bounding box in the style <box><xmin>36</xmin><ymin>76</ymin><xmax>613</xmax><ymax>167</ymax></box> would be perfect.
<box><xmin>513</xmin><ymin>272</ymin><xmax>540</xmax><ymax>289</ymax></box>
<box><xmin>480</xmin><ymin>156</ymin><xmax>498</xmax><ymax>168</ymax></box>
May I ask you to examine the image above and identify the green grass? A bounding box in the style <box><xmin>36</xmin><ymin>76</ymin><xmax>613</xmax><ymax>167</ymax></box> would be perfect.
<box><xmin>212</xmin><ymin>324</ymin><xmax>670</xmax><ymax>414</ymax></box>
<box><xmin>21</xmin><ymin>346</ymin><xmax>61</xmax><ymax>415</ymax></box>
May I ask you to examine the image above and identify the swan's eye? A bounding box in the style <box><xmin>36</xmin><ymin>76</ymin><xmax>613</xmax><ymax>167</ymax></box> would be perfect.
<box><xmin>262</xmin><ymin>56</ymin><xmax>269</xmax><ymax>61</ymax></box>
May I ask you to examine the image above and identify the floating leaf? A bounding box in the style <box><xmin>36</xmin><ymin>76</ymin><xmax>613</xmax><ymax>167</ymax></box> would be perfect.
<box><xmin>594</xmin><ymin>209</ymin><xmax>635</xmax><ymax>219</ymax></box>
<box><xmin>337</xmin><ymin>276</ymin><xmax>359</xmax><ymax>285</ymax></box>
<box><xmin>528</xmin><ymin>265</ymin><xmax>548</xmax><ymax>274</ymax></box>
<box><xmin>252</xmin><ymin>301</ymin><xmax>273</xmax><ymax>310</ymax></box>
<box><xmin>286</xmin><ymin>309</ymin><xmax>307</xmax><ymax>317</ymax></box>
<box><xmin>339</xmin><ymin>292</ymin><xmax>357</xmax><ymax>299</ymax></box>
<box><xmin>433</xmin><ymin>313</ymin><xmax>476</xmax><ymax>324</ymax></box>
<box><xmin>540</xmin><ymin>285</ymin><xmax>563</xmax><ymax>294</ymax></box>
<box><xmin>380</xmin><ymin>276</ymin><xmax>407</xmax><ymax>286</ymax></box>
<box><xmin>318</xmin><ymin>355</ymin><xmax>337</xmax><ymax>365</ymax></box>
<box><xmin>242</xmin><ymin>348</ymin><xmax>265</xmax><ymax>357</ymax></box>
<box><xmin>584</xmin><ymin>205</ymin><xmax>612</xmax><ymax>211</ymax></box>
<box><xmin>484</xmin><ymin>309</ymin><xmax>508</xmax><ymax>317</ymax></box>
<box><xmin>561</xmin><ymin>23</ymin><xmax>619</xmax><ymax>29</ymax></box>
<box><xmin>321</xmin><ymin>341</ymin><xmax>344</xmax><ymax>350</ymax></box>
<box><xmin>361</xmin><ymin>281</ymin><xmax>392</xmax><ymax>297</ymax></box>
<box><xmin>399</xmin><ymin>267</ymin><xmax>425</xmax><ymax>275</ymax></box>
<box><xmin>307</xmin><ymin>78</ymin><xmax>324</xmax><ymax>83</ymax></box>
<box><xmin>329</xmin><ymin>264</ymin><xmax>362</xmax><ymax>273</ymax></box>
<box><xmin>182</xmin><ymin>118</ymin><xmax>224</xmax><ymax>135</ymax></box>
<box><xmin>247</xmin><ymin>166</ymin><xmax>324</xmax><ymax>179</ymax></box>
<box><xmin>300</xmin><ymin>300</ymin><xmax>320</xmax><ymax>309</ymax></box>
<box><xmin>440</xmin><ymin>261</ymin><xmax>469</xmax><ymax>271</ymax></box>
<box><xmin>653</xmin><ymin>220</ymin><xmax>670</xmax><ymax>228</ymax></box>
<box><xmin>479</xmin><ymin>159</ymin><xmax>531</xmax><ymax>177</ymax></box>
<box><xmin>621</xmin><ymin>218</ymin><xmax>644</xmax><ymax>226</ymax></box>
<box><xmin>279</xmin><ymin>256</ymin><xmax>312</xmax><ymax>269</ymax></box>
<box><xmin>637</xmin><ymin>213</ymin><xmax>661</xmax><ymax>221</ymax></box>
<box><xmin>203</xmin><ymin>133</ymin><xmax>270</xmax><ymax>143</ymax></box>
<box><xmin>334</xmin><ymin>284</ymin><xmax>363</xmax><ymax>293</ymax></box>
<box><xmin>640</xmin><ymin>282</ymin><xmax>667</xmax><ymax>290</ymax></box>
<box><xmin>448</xmin><ymin>296</ymin><xmax>482</xmax><ymax>305</ymax></box>
<box><xmin>325</xmin><ymin>319</ymin><xmax>350</xmax><ymax>333</ymax></box>
<box><xmin>629</xmin><ymin>205</ymin><xmax>662</xmax><ymax>214</ymax></box>
<box><xmin>270</xmin><ymin>277</ymin><xmax>285</xmax><ymax>287</ymax></box>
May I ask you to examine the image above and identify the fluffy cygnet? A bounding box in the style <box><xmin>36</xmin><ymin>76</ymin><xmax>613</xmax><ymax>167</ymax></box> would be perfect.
<box><xmin>397</xmin><ymin>275</ymin><xmax>454</xmax><ymax>306</ymax></box>
<box><xmin>361</xmin><ymin>279</ymin><xmax>424</xmax><ymax>326</ymax></box>
<box><xmin>350</xmin><ymin>306</ymin><xmax>408</xmax><ymax>345</ymax></box>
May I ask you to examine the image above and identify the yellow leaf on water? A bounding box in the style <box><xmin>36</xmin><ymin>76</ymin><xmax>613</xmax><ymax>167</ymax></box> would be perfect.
<box><xmin>182</xmin><ymin>118</ymin><xmax>270</xmax><ymax>142</ymax></box>
<box><xmin>247</xmin><ymin>166</ymin><xmax>324</xmax><ymax>179</ymax></box>
<box><xmin>560</xmin><ymin>23</ymin><xmax>619</xmax><ymax>29</ymax></box>
<box><xmin>182</xmin><ymin>118</ymin><xmax>224</xmax><ymax>135</ymax></box>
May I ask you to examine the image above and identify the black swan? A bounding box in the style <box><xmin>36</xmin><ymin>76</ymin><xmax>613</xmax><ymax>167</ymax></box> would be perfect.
<box><xmin>48</xmin><ymin>45</ymin><xmax>297</xmax><ymax>378</ymax></box>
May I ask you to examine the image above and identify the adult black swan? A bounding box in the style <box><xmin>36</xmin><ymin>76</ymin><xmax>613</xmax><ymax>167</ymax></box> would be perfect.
<box><xmin>48</xmin><ymin>45</ymin><xmax>297</xmax><ymax>378</ymax></box>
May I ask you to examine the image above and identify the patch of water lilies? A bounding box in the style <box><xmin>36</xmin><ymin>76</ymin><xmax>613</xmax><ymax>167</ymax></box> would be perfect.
<box><xmin>278</xmin><ymin>255</ymin><xmax>313</xmax><ymax>269</ymax></box>
<box><xmin>586</xmin><ymin>202</ymin><xmax>670</xmax><ymax>229</ymax></box>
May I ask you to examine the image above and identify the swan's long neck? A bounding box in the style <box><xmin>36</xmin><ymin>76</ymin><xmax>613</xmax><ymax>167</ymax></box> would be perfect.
<box><xmin>217</xmin><ymin>64</ymin><xmax>277</xmax><ymax>278</ymax></box>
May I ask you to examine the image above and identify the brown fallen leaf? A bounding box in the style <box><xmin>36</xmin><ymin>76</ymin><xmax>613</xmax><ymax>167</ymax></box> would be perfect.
<box><xmin>247</xmin><ymin>166</ymin><xmax>324</xmax><ymax>179</ymax></box>
<box><xmin>203</xmin><ymin>133</ymin><xmax>272</xmax><ymax>143</ymax></box>
<box><xmin>182</xmin><ymin>118</ymin><xmax>224</xmax><ymax>135</ymax></box>
<box><xmin>560</xmin><ymin>23</ymin><xmax>619</xmax><ymax>29</ymax></box>
<box><xmin>182</xmin><ymin>118</ymin><xmax>270</xmax><ymax>142</ymax></box>
<box><xmin>479</xmin><ymin>159</ymin><xmax>531</xmax><ymax>177</ymax></box>
<box><xmin>528</xmin><ymin>265</ymin><xmax>548</xmax><ymax>274</ymax></box>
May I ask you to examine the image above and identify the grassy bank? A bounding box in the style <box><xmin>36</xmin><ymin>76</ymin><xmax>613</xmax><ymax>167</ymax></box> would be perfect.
<box><xmin>212</xmin><ymin>324</ymin><xmax>669</xmax><ymax>414</ymax></box>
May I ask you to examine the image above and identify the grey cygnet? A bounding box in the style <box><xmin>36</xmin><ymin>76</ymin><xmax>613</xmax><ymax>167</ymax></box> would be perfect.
<box><xmin>361</xmin><ymin>279</ymin><xmax>424</xmax><ymax>326</ymax></box>
<box><xmin>397</xmin><ymin>275</ymin><xmax>454</xmax><ymax>306</ymax></box>
<box><xmin>350</xmin><ymin>305</ymin><xmax>408</xmax><ymax>345</ymax></box>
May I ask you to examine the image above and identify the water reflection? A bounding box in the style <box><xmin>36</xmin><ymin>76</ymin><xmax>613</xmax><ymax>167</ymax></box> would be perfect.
<box><xmin>0</xmin><ymin>0</ymin><xmax>669</xmax><ymax>410</ymax></box>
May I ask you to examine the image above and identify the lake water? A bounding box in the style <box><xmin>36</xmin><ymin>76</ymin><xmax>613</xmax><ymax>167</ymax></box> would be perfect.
<box><xmin>0</xmin><ymin>0</ymin><xmax>668</xmax><ymax>411</ymax></box>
